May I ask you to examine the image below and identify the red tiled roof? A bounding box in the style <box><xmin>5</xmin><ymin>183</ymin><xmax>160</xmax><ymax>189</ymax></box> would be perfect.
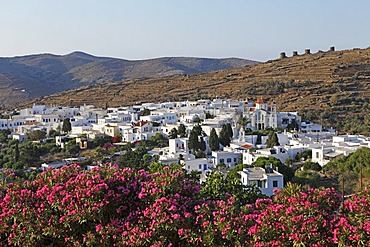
<box><xmin>134</xmin><ymin>120</ymin><xmax>148</xmax><ymax>127</ymax></box>
<box><xmin>241</xmin><ymin>144</ymin><xmax>253</xmax><ymax>149</ymax></box>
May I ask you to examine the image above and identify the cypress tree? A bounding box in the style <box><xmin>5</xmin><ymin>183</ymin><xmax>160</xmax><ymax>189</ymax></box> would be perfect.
<box><xmin>62</xmin><ymin>118</ymin><xmax>72</xmax><ymax>133</ymax></box>
<box><xmin>266</xmin><ymin>132</ymin><xmax>280</xmax><ymax>148</ymax></box>
<box><xmin>188</xmin><ymin>129</ymin><xmax>199</xmax><ymax>153</ymax></box>
<box><xmin>226</xmin><ymin>123</ymin><xmax>233</xmax><ymax>139</ymax></box>
<box><xmin>219</xmin><ymin>124</ymin><xmax>231</xmax><ymax>147</ymax></box>
<box><xmin>199</xmin><ymin>137</ymin><xmax>206</xmax><ymax>152</ymax></box>
<box><xmin>178</xmin><ymin>124</ymin><xmax>186</xmax><ymax>138</ymax></box>
<box><xmin>209</xmin><ymin>128</ymin><xmax>220</xmax><ymax>151</ymax></box>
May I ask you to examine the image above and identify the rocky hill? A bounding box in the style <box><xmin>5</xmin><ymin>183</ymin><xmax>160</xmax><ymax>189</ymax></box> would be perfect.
<box><xmin>0</xmin><ymin>52</ymin><xmax>257</xmax><ymax>107</ymax></box>
<box><xmin>21</xmin><ymin>47</ymin><xmax>370</xmax><ymax>133</ymax></box>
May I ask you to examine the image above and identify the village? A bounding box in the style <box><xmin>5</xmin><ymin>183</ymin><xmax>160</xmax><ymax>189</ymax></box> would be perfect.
<box><xmin>1</xmin><ymin>98</ymin><xmax>369</xmax><ymax>196</ymax></box>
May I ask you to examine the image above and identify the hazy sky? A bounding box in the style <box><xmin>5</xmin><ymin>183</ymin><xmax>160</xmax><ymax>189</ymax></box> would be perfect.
<box><xmin>1</xmin><ymin>0</ymin><xmax>369</xmax><ymax>61</ymax></box>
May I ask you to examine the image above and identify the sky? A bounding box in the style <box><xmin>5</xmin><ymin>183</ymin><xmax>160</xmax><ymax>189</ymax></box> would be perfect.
<box><xmin>1</xmin><ymin>0</ymin><xmax>370</xmax><ymax>61</ymax></box>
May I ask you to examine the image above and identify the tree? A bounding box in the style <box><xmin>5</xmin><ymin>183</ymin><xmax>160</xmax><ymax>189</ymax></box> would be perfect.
<box><xmin>226</xmin><ymin>123</ymin><xmax>233</xmax><ymax>139</ymax></box>
<box><xmin>284</xmin><ymin>157</ymin><xmax>294</xmax><ymax>167</ymax></box>
<box><xmin>27</xmin><ymin>130</ymin><xmax>46</xmax><ymax>141</ymax></box>
<box><xmin>62</xmin><ymin>118</ymin><xmax>72</xmax><ymax>133</ymax></box>
<box><xmin>188</xmin><ymin>129</ymin><xmax>199</xmax><ymax>154</ymax></box>
<box><xmin>252</xmin><ymin>156</ymin><xmax>295</xmax><ymax>184</ymax></box>
<box><xmin>205</xmin><ymin>112</ymin><xmax>214</xmax><ymax>119</ymax></box>
<box><xmin>48</xmin><ymin>129</ymin><xmax>60</xmax><ymax>138</ymax></box>
<box><xmin>295</xmin><ymin>149</ymin><xmax>312</xmax><ymax>161</ymax></box>
<box><xmin>149</xmin><ymin>133</ymin><xmax>168</xmax><ymax>148</ymax></box>
<box><xmin>192</xmin><ymin>124</ymin><xmax>203</xmax><ymax>137</ymax></box>
<box><xmin>13</xmin><ymin>142</ymin><xmax>19</xmax><ymax>163</ymax></box>
<box><xmin>178</xmin><ymin>124</ymin><xmax>186</xmax><ymax>138</ymax></box>
<box><xmin>64</xmin><ymin>140</ymin><xmax>80</xmax><ymax>156</ymax></box>
<box><xmin>140</xmin><ymin>108</ymin><xmax>151</xmax><ymax>116</ymax></box>
<box><xmin>0</xmin><ymin>130</ymin><xmax>11</xmax><ymax>143</ymax></box>
<box><xmin>303</xmin><ymin>161</ymin><xmax>322</xmax><ymax>171</ymax></box>
<box><xmin>18</xmin><ymin>141</ymin><xmax>43</xmax><ymax>166</ymax></box>
<box><xmin>200</xmin><ymin>170</ymin><xmax>265</xmax><ymax>205</ymax></box>
<box><xmin>265</xmin><ymin>132</ymin><xmax>280</xmax><ymax>148</ymax></box>
<box><xmin>93</xmin><ymin>135</ymin><xmax>112</xmax><ymax>148</ymax></box>
<box><xmin>255</xmin><ymin>133</ymin><xmax>262</xmax><ymax>145</ymax></box>
<box><xmin>237</xmin><ymin>116</ymin><xmax>248</xmax><ymax>128</ymax></box>
<box><xmin>119</xmin><ymin>146</ymin><xmax>149</xmax><ymax>170</ymax></box>
<box><xmin>209</xmin><ymin>128</ymin><xmax>220</xmax><ymax>151</ymax></box>
<box><xmin>193</xmin><ymin>115</ymin><xmax>202</xmax><ymax>123</ymax></box>
<box><xmin>287</xmin><ymin>119</ymin><xmax>299</xmax><ymax>131</ymax></box>
<box><xmin>199</xmin><ymin>137</ymin><xmax>206</xmax><ymax>152</ymax></box>
<box><xmin>219</xmin><ymin>124</ymin><xmax>231</xmax><ymax>147</ymax></box>
<box><xmin>168</xmin><ymin>128</ymin><xmax>178</xmax><ymax>139</ymax></box>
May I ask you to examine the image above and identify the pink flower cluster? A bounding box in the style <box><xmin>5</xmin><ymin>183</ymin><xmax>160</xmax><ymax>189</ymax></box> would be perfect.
<box><xmin>0</xmin><ymin>165</ymin><xmax>369</xmax><ymax>246</ymax></box>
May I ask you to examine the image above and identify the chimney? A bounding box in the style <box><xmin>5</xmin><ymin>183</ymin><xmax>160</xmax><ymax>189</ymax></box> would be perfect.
<box><xmin>305</xmin><ymin>49</ymin><xmax>311</xmax><ymax>55</ymax></box>
<box><xmin>330</xmin><ymin>46</ymin><xmax>335</xmax><ymax>52</ymax></box>
<box><xmin>280</xmin><ymin>52</ymin><xmax>287</xmax><ymax>59</ymax></box>
<box><xmin>292</xmin><ymin>51</ymin><xmax>298</xmax><ymax>56</ymax></box>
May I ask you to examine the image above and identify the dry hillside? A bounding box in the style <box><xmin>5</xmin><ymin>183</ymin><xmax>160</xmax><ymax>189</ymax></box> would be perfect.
<box><xmin>0</xmin><ymin>52</ymin><xmax>256</xmax><ymax>107</ymax></box>
<box><xmin>17</xmin><ymin>47</ymin><xmax>370</xmax><ymax>132</ymax></box>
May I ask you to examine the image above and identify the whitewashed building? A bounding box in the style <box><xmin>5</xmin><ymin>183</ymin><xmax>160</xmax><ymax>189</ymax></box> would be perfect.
<box><xmin>239</xmin><ymin>167</ymin><xmax>284</xmax><ymax>196</ymax></box>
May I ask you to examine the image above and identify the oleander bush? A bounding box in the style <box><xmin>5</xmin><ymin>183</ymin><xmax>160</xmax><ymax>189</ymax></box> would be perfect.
<box><xmin>0</xmin><ymin>164</ymin><xmax>369</xmax><ymax>246</ymax></box>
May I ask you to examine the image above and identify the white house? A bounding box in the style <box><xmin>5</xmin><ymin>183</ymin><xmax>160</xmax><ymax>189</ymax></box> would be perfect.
<box><xmin>311</xmin><ymin>145</ymin><xmax>357</xmax><ymax>166</ymax></box>
<box><xmin>242</xmin><ymin>146</ymin><xmax>290</xmax><ymax>165</ymax></box>
<box><xmin>211</xmin><ymin>151</ymin><xmax>241</xmax><ymax>168</ymax></box>
<box><xmin>183</xmin><ymin>158</ymin><xmax>213</xmax><ymax>173</ymax></box>
<box><xmin>12</xmin><ymin>133</ymin><xmax>27</xmax><ymax>142</ymax></box>
<box><xmin>300</xmin><ymin>121</ymin><xmax>322</xmax><ymax>133</ymax></box>
<box><xmin>239</xmin><ymin>167</ymin><xmax>284</xmax><ymax>196</ymax></box>
<box><xmin>169</xmin><ymin>138</ymin><xmax>189</xmax><ymax>154</ymax></box>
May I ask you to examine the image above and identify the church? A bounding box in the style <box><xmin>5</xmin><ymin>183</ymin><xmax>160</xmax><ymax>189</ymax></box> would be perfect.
<box><xmin>244</xmin><ymin>98</ymin><xmax>278</xmax><ymax>130</ymax></box>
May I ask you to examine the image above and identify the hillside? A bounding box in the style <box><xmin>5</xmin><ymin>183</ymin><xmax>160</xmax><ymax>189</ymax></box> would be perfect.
<box><xmin>0</xmin><ymin>52</ymin><xmax>257</xmax><ymax>107</ymax></box>
<box><xmin>20</xmin><ymin>47</ymin><xmax>370</xmax><ymax>132</ymax></box>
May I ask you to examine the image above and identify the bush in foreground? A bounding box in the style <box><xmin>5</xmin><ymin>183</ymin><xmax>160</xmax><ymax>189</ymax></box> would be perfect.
<box><xmin>0</xmin><ymin>165</ymin><xmax>369</xmax><ymax>246</ymax></box>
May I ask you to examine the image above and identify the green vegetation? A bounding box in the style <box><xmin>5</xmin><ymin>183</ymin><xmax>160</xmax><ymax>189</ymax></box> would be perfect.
<box><xmin>178</xmin><ymin>123</ymin><xmax>186</xmax><ymax>138</ymax></box>
<box><xmin>209</xmin><ymin>128</ymin><xmax>219</xmax><ymax>151</ymax></box>
<box><xmin>219</xmin><ymin>124</ymin><xmax>231</xmax><ymax>147</ymax></box>
<box><xmin>0</xmin><ymin>139</ymin><xmax>61</xmax><ymax>170</ymax></box>
<box><xmin>62</xmin><ymin>118</ymin><xmax>72</xmax><ymax>133</ymax></box>
<box><xmin>168</xmin><ymin>127</ymin><xmax>178</xmax><ymax>139</ymax></box>
<box><xmin>27</xmin><ymin>130</ymin><xmax>46</xmax><ymax>141</ymax></box>
<box><xmin>265</xmin><ymin>131</ymin><xmax>280</xmax><ymax>148</ymax></box>
<box><xmin>0</xmin><ymin>130</ymin><xmax>10</xmax><ymax>143</ymax></box>
<box><xmin>200</xmin><ymin>170</ymin><xmax>265</xmax><ymax>205</ymax></box>
<box><xmin>251</xmin><ymin>156</ymin><xmax>295</xmax><ymax>184</ymax></box>
<box><xmin>295</xmin><ymin>149</ymin><xmax>312</xmax><ymax>161</ymax></box>
<box><xmin>139</xmin><ymin>108</ymin><xmax>151</xmax><ymax>116</ymax></box>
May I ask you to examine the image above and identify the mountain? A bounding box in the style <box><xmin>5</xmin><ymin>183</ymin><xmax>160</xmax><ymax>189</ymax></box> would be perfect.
<box><xmin>0</xmin><ymin>52</ymin><xmax>257</xmax><ymax>107</ymax></box>
<box><xmin>21</xmin><ymin>47</ymin><xmax>370</xmax><ymax>133</ymax></box>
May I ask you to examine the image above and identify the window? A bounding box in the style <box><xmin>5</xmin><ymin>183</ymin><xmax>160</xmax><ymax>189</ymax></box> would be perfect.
<box><xmin>220</xmin><ymin>159</ymin><xmax>224</xmax><ymax>163</ymax></box>
<box><xmin>227</xmin><ymin>158</ymin><xmax>232</xmax><ymax>163</ymax></box>
<box><xmin>198</xmin><ymin>164</ymin><xmax>202</xmax><ymax>170</ymax></box>
<box><xmin>316</xmin><ymin>152</ymin><xmax>319</xmax><ymax>159</ymax></box>
<box><xmin>234</xmin><ymin>158</ymin><xmax>237</xmax><ymax>162</ymax></box>
<box><xmin>203</xmin><ymin>164</ymin><xmax>207</xmax><ymax>170</ymax></box>
<box><xmin>273</xmin><ymin>180</ymin><xmax>278</xmax><ymax>187</ymax></box>
<box><xmin>257</xmin><ymin>181</ymin><xmax>263</xmax><ymax>188</ymax></box>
